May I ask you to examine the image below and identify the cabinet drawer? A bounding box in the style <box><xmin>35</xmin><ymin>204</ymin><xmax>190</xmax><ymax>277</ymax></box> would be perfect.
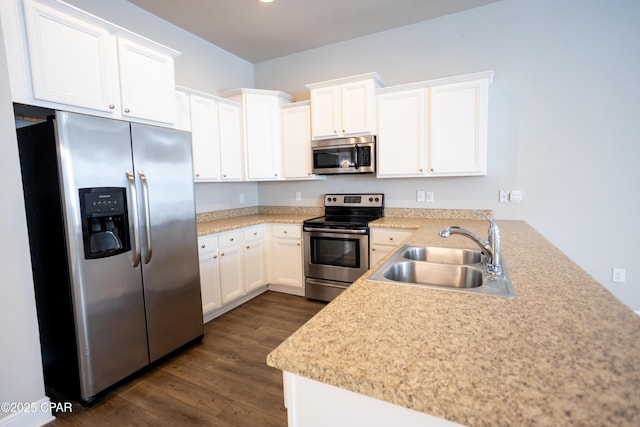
<box><xmin>272</xmin><ymin>224</ymin><xmax>301</xmax><ymax>239</ymax></box>
<box><xmin>244</xmin><ymin>225</ymin><xmax>265</xmax><ymax>242</ymax></box>
<box><xmin>198</xmin><ymin>235</ymin><xmax>218</xmax><ymax>255</ymax></box>
<box><xmin>370</xmin><ymin>229</ymin><xmax>411</xmax><ymax>246</ymax></box>
<box><xmin>218</xmin><ymin>230</ymin><xmax>243</xmax><ymax>249</ymax></box>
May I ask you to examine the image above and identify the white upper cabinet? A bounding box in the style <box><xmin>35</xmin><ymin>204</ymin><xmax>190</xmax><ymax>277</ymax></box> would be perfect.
<box><xmin>281</xmin><ymin>101</ymin><xmax>315</xmax><ymax>180</ymax></box>
<box><xmin>307</xmin><ymin>73</ymin><xmax>384</xmax><ymax>140</ymax></box>
<box><xmin>376</xmin><ymin>87</ymin><xmax>428</xmax><ymax>178</ymax></box>
<box><xmin>217</xmin><ymin>100</ymin><xmax>243</xmax><ymax>181</ymax></box>
<box><xmin>22</xmin><ymin>0</ymin><xmax>120</xmax><ymax>113</ymax></box>
<box><xmin>376</xmin><ymin>71</ymin><xmax>493</xmax><ymax>178</ymax></box>
<box><xmin>116</xmin><ymin>36</ymin><xmax>176</xmax><ymax>123</ymax></box>
<box><xmin>189</xmin><ymin>93</ymin><xmax>221</xmax><ymax>181</ymax></box>
<box><xmin>221</xmin><ymin>88</ymin><xmax>293</xmax><ymax>181</ymax></box>
<box><xmin>182</xmin><ymin>87</ymin><xmax>243</xmax><ymax>182</ymax></box>
<box><xmin>7</xmin><ymin>0</ymin><xmax>178</xmax><ymax>125</ymax></box>
<box><xmin>428</xmin><ymin>78</ymin><xmax>489</xmax><ymax>176</ymax></box>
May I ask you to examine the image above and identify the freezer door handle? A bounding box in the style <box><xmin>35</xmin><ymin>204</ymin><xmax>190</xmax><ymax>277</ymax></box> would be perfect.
<box><xmin>126</xmin><ymin>170</ymin><xmax>141</xmax><ymax>267</ymax></box>
<box><xmin>138</xmin><ymin>170</ymin><xmax>152</xmax><ymax>264</ymax></box>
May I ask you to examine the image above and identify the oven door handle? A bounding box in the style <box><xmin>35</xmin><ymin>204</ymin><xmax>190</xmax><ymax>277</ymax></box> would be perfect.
<box><xmin>353</xmin><ymin>144</ymin><xmax>359</xmax><ymax>170</ymax></box>
<box><xmin>303</xmin><ymin>226</ymin><xmax>368</xmax><ymax>235</ymax></box>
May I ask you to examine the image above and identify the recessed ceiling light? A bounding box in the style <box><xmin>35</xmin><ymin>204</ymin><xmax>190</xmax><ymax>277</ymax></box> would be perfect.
<box><xmin>259</xmin><ymin>0</ymin><xmax>274</xmax><ymax>3</ymax></box>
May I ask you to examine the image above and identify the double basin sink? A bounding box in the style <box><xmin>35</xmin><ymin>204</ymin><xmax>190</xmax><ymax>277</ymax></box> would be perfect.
<box><xmin>368</xmin><ymin>245</ymin><xmax>515</xmax><ymax>298</ymax></box>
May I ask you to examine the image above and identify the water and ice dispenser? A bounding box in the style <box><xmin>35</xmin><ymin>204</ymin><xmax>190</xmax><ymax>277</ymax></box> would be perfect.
<box><xmin>79</xmin><ymin>187</ymin><xmax>131</xmax><ymax>259</ymax></box>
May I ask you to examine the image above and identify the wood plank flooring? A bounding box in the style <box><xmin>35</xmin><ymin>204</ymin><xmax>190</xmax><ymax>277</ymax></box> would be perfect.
<box><xmin>47</xmin><ymin>291</ymin><xmax>326</xmax><ymax>427</ymax></box>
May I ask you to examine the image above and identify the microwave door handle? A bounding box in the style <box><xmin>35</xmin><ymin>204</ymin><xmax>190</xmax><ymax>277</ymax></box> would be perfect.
<box><xmin>353</xmin><ymin>144</ymin><xmax>359</xmax><ymax>169</ymax></box>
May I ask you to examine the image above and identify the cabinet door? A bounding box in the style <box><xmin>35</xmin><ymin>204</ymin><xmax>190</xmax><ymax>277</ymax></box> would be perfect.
<box><xmin>377</xmin><ymin>88</ymin><xmax>428</xmax><ymax>177</ymax></box>
<box><xmin>174</xmin><ymin>89</ymin><xmax>191</xmax><ymax>131</ymax></box>
<box><xmin>218</xmin><ymin>100</ymin><xmax>243</xmax><ymax>180</ymax></box>
<box><xmin>23</xmin><ymin>0</ymin><xmax>120</xmax><ymax>113</ymax></box>
<box><xmin>429</xmin><ymin>79</ymin><xmax>488</xmax><ymax>176</ymax></box>
<box><xmin>190</xmin><ymin>94</ymin><xmax>220</xmax><ymax>181</ymax></box>
<box><xmin>272</xmin><ymin>229</ymin><xmax>303</xmax><ymax>289</ymax></box>
<box><xmin>341</xmin><ymin>80</ymin><xmax>375</xmax><ymax>136</ymax></box>
<box><xmin>198</xmin><ymin>238</ymin><xmax>221</xmax><ymax>315</ymax></box>
<box><xmin>245</xmin><ymin>238</ymin><xmax>267</xmax><ymax>291</ymax></box>
<box><xmin>117</xmin><ymin>37</ymin><xmax>176</xmax><ymax>124</ymax></box>
<box><xmin>282</xmin><ymin>104</ymin><xmax>313</xmax><ymax>179</ymax></box>
<box><xmin>244</xmin><ymin>94</ymin><xmax>282</xmax><ymax>180</ymax></box>
<box><xmin>310</xmin><ymin>86</ymin><xmax>340</xmax><ymax>139</ymax></box>
<box><xmin>219</xmin><ymin>242</ymin><xmax>246</xmax><ymax>304</ymax></box>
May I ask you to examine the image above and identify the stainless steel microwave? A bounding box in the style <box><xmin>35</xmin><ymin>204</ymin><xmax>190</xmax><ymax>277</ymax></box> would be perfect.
<box><xmin>311</xmin><ymin>135</ymin><xmax>375</xmax><ymax>175</ymax></box>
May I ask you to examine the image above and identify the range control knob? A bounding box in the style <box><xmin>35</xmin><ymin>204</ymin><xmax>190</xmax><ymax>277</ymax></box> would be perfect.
<box><xmin>369</xmin><ymin>197</ymin><xmax>374</xmax><ymax>202</ymax></box>
<box><xmin>375</xmin><ymin>197</ymin><xmax>380</xmax><ymax>202</ymax></box>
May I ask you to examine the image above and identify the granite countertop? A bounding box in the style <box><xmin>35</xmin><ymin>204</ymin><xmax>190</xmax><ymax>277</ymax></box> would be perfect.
<box><xmin>196</xmin><ymin>213</ymin><xmax>313</xmax><ymax>236</ymax></box>
<box><xmin>267</xmin><ymin>218</ymin><xmax>640</xmax><ymax>426</ymax></box>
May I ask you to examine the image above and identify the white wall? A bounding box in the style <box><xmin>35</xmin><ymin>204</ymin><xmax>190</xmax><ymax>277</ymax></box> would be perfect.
<box><xmin>254</xmin><ymin>0</ymin><xmax>640</xmax><ymax>311</ymax></box>
<box><xmin>0</xmin><ymin>21</ymin><xmax>52</xmax><ymax>426</ymax></box>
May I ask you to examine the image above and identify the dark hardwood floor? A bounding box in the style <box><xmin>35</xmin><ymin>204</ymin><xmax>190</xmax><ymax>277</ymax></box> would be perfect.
<box><xmin>48</xmin><ymin>291</ymin><xmax>326</xmax><ymax>427</ymax></box>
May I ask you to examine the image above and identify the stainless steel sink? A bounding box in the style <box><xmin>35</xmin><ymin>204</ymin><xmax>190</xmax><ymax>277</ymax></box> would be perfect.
<box><xmin>401</xmin><ymin>246</ymin><xmax>483</xmax><ymax>265</ymax></box>
<box><xmin>369</xmin><ymin>245</ymin><xmax>516</xmax><ymax>298</ymax></box>
<box><xmin>383</xmin><ymin>261</ymin><xmax>483</xmax><ymax>288</ymax></box>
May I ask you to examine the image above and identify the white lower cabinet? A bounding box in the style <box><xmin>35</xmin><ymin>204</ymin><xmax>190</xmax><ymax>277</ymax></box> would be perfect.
<box><xmin>198</xmin><ymin>235</ymin><xmax>222</xmax><ymax>315</ymax></box>
<box><xmin>269</xmin><ymin>224</ymin><xmax>304</xmax><ymax>295</ymax></box>
<box><xmin>218</xmin><ymin>229</ymin><xmax>246</xmax><ymax>304</ymax></box>
<box><xmin>198</xmin><ymin>222</ymin><xmax>303</xmax><ymax>323</ymax></box>
<box><xmin>370</xmin><ymin>228</ymin><xmax>412</xmax><ymax>266</ymax></box>
<box><xmin>244</xmin><ymin>225</ymin><xmax>267</xmax><ymax>291</ymax></box>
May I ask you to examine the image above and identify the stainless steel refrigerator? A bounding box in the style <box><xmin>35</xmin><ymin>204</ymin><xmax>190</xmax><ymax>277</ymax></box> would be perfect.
<box><xmin>17</xmin><ymin>110</ymin><xmax>204</xmax><ymax>403</ymax></box>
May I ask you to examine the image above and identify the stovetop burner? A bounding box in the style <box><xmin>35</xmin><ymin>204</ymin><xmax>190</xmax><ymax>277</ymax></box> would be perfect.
<box><xmin>303</xmin><ymin>193</ymin><xmax>384</xmax><ymax>230</ymax></box>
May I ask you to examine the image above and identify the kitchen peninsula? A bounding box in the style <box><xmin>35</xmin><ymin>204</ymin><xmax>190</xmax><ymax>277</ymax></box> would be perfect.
<box><xmin>267</xmin><ymin>219</ymin><xmax>640</xmax><ymax>426</ymax></box>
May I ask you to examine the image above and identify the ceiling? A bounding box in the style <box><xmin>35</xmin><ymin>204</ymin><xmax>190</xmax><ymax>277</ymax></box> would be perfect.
<box><xmin>126</xmin><ymin>0</ymin><xmax>501</xmax><ymax>63</ymax></box>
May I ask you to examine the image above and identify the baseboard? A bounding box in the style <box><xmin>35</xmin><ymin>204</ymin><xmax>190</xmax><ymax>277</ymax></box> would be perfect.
<box><xmin>203</xmin><ymin>286</ymin><xmax>269</xmax><ymax>323</ymax></box>
<box><xmin>0</xmin><ymin>397</ymin><xmax>54</xmax><ymax>427</ymax></box>
<box><xmin>268</xmin><ymin>283</ymin><xmax>305</xmax><ymax>297</ymax></box>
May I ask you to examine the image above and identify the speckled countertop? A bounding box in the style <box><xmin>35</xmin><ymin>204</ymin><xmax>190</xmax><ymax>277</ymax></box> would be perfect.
<box><xmin>266</xmin><ymin>218</ymin><xmax>640</xmax><ymax>426</ymax></box>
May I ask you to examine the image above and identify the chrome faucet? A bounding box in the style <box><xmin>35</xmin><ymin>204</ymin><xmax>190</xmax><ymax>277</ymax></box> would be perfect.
<box><xmin>439</xmin><ymin>212</ymin><xmax>503</xmax><ymax>276</ymax></box>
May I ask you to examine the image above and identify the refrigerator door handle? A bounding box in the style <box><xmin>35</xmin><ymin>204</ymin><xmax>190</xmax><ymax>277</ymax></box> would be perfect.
<box><xmin>138</xmin><ymin>170</ymin><xmax>153</xmax><ymax>264</ymax></box>
<box><xmin>126</xmin><ymin>170</ymin><xmax>141</xmax><ymax>267</ymax></box>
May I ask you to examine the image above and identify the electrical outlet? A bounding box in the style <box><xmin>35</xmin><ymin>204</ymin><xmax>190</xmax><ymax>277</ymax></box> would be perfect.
<box><xmin>499</xmin><ymin>190</ymin><xmax>509</xmax><ymax>203</ymax></box>
<box><xmin>295</xmin><ymin>191</ymin><xmax>301</xmax><ymax>201</ymax></box>
<box><xmin>426</xmin><ymin>191</ymin><xmax>434</xmax><ymax>202</ymax></box>
<box><xmin>239</xmin><ymin>193</ymin><xmax>245</xmax><ymax>203</ymax></box>
<box><xmin>509</xmin><ymin>190</ymin><xmax>523</xmax><ymax>203</ymax></box>
<box><xmin>612</xmin><ymin>267</ymin><xmax>626</xmax><ymax>283</ymax></box>
<box><xmin>416</xmin><ymin>190</ymin><xmax>425</xmax><ymax>202</ymax></box>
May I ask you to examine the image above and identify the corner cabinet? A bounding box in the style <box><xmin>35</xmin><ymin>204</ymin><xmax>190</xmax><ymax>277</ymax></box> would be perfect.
<box><xmin>307</xmin><ymin>73</ymin><xmax>384</xmax><ymax>140</ymax></box>
<box><xmin>376</xmin><ymin>71</ymin><xmax>493</xmax><ymax>178</ymax></box>
<box><xmin>6</xmin><ymin>0</ymin><xmax>178</xmax><ymax>125</ymax></box>
<box><xmin>221</xmin><ymin>88</ymin><xmax>293</xmax><ymax>181</ymax></box>
<box><xmin>281</xmin><ymin>101</ymin><xmax>316</xmax><ymax>180</ymax></box>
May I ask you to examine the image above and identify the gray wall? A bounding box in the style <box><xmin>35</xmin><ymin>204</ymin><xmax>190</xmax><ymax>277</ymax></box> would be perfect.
<box><xmin>254</xmin><ymin>0</ymin><xmax>640</xmax><ymax>312</ymax></box>
<box><xmin>0</xmin><ymin>21</ymin><xmax>49</xmax><ymax>425</ymax></box>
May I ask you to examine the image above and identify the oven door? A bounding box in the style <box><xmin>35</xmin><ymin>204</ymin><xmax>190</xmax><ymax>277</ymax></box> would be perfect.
<box><xmin>303</xmin><ymin>228</ymin><xmax>369</xmax><ymax>283</ymax></box>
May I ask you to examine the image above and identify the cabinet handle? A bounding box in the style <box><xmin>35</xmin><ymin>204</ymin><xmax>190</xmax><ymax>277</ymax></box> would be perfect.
<box><xmin>223</xmin><ymin>174</ymin><xmax>227</xmax><ymax>178</ymax></box>
<box><xmin>419</xmin><ymin>168</ymin><xmax>423</xmax><ymax>172</ymax></box>
<box><xmin>372</xmin><ymin>248</ymin><xmax>376</xmax><ymax>251</ymax></box>
<box><xmin>253</xmin><ymin>232</ymin><xmax>257</xmax><ymax>235</ymax></box>
<box><xmin>389</xmin><ymin>237</ymin><xmax>394</xmax><ymax>241</ymax></box>
<box><xmin>430</xmin><ymin>168</ymin><xmax>434</xmax><ymax>172</ymax></box>
<box><xmin>274</xmin><ymin>173</ymin><xmax>278</xmax><ymax>176</ymax></box>
<box><xmin>201</xmin><ymin>244</ymin><xmax>205</xmax><ymax>248</ymax></box>
<box><xmin>220</xmin><ymin>252</ymin><xmax>225</xmax><ymax>256</ymax></box>
<box><xmin>124</xmin><ymin>108</ymin><xmax>130</xmax><ymax>113</ymax></box>
<box><xmin>108</xmin><ymin>104</ymin><xmax>115</xmax><ymax>110</ymax></box>
<box><xmin>246</xmin><ymin>246</ymin><xmax>250</xmax><ymax>249</ymax></box>
<box><xmin>297</xmin><ymin>243</ymin><xmax>300</xmax><ymax>246</ymax></box>
<box><xmin>213</xmin><ymin>255</ymin><xmax>218</xmax><ymax>259</ymax></box>
<box><xmin>195</xmin><ymin>173</ymin><xmax>200</xmax><ymax>177</ymax></box>
<box><xmin>283</xmin><ymin>230</ymin><xmax>288</xmax><ymax>234</ymax></box>
<box><xmin>230</xmin><ymin>237</ymin><xmax>234</xmax><ymax>242</ymax></box>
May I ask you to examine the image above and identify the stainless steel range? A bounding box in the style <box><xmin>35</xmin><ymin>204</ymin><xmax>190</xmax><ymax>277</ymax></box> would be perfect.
<box><xmin>303</xmin><ymin>193</ymin><xmax>384</xmax><ymax>302</ymax></box>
